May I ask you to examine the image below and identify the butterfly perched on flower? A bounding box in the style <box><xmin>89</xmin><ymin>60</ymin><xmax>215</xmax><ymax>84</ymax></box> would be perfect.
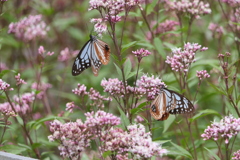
<box><xmin>72</xmin><ymin>35</ymin><xmax>110</xmax><ymax>76</ymax></box>
<box><xmin>150</xmin><ymin>86</ymin><xmax>195</xmax><ymax>121</ymax></box>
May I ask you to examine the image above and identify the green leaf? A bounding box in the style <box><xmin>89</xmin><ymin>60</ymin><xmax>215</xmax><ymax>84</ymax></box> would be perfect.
<box><xmin>27</xmin><ymin>115</ymin><xmax>63</xmax><ymax>130</ymax></box>
<box><xmin>170</xmin><ymin>142</ymin><xmax>193</xmax><ymax>159</ymax></box>
<box><xmin>126</xmin><ymin>68</ymin><xmax>142</xmax><ymax>80</ymax></box>
<box><xmin>53</xmin><ymin>17</ymin><xmax>78</xmax><ymax>32</ymax></box>
<box><xmin>81</xmin><ymin>153</ymin><xmax>90</xmax><ymax>160</ymax></box>
<box><xmin>68</xmin><ymin>27</ymin><xmax>84</xmax><ymax>41</ymax></box>
<box><xmin>189</xmin><ymin>109</ymin><xmax>221</xmax><ymax>122</ymax></box>
<box><xmin>124</xmin><ymin>58</ymin><xmax>132</xmax><ymax>80</ymax></box>
<box><xmin>227</xmin><ymin>85</ymin><xmax>234</xmax><ymax>95</ymax></box>
<box><xmin>0</xmin><ymin>145</ymin><xmax>27</xmax><ymax>154</ymax></box>
<box><xmin>226</xmin><ymin>101</ymin><xmax>239</xmax><ymax>118</ymax></box>
<box><xmin>0</xmin><ymin>70</ymin><xmax>16</xmax><ymax>79</ymax></box>
<box><xmin>163</xmin><ymin>115</ymin><xmax>175</xmax><ymax>133</ymax></box>
<box><xmin>208</xmin><ymin>82</ymin><xmax>227</xmax><ymax>96</ymax></box>
<box><xmin>237</xmin><ymin>95</ymin><xmax>240</xmax><ymax>105</ymax></box>
<box><xmin>204</xmin><ymin>147</ymin><xmax>221</xmax><ymax>160</ymax></box>
<box><xmin>146</xmin><ymin>0</ymin><xmax>158</xmax><ymax>15</ymax></box>
<box><xmin>102</xmin><ymin>151</ymin><xmax>112</xmax><ymax>158</ymax></box>
<box><xmin>116</xmin><ymin>105</ymin><xmax>130</xmax><ymax>128</ymax></box>
<box><xmin>121</xmin><ymin>41</ymin><xmax>137</xmax><ymax>53</ymax></box>
<box><xmin>153</xmin><ymin>37</ymin><xmax>166</xmax><ymax>58</ymax></box>
<box><xmin>131</xmin><ymin>101</ymin><xmax>147</xmax><ymax>115</ymax></box>
<box><xmin>114</xmin><ymin>63</ymin><xmax>122</xmax><ymax>77</ymax></box>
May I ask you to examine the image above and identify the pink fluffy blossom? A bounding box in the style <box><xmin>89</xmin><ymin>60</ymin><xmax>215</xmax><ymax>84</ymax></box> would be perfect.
<box><xmin>136</xmin><ymin>74</ymin><xmax>166</xmax><ymax>100</ymax></box>
<box><xmin>201</xmin><ymin>115</ymin><xmax>240</xmax><ymax>144</ymax></box>
<box><xmin>48</xmin><ymin>119</ymin><xmax>92</xmax><ymax>160</ymax></box>
<box><xmin>15</xmin><ymin>73</ymin><xmax>27</xmax><ymax>86</ymax></box>
<box><xmin>90</xmin><ymin>18</ymin><xmax>107</xmax><ymax>36</ymax></box>
<box><xmin>0</xmin><ymin>102</ymin><xmax>16</xmax><ymax>117</ymax></box>
<box><xmin>165</xmin><ymin>0</ymin><xmax>211</xmax><ymax>19</ymax></box>
<box><xmin>208</xmin><ymin>23</ymin><xmax>224</xmax><ymax>38</ymax></box>
<box><xmin>219</xmin><ymin>0</ymin><xmax>240</xmax><ymax>7</ymax></box>
<box><xmin>196</xmin><ymin>70</ymin><xmax>210</xmax><ymax>80</ymax></box>
<box><xmin>0</xmin><ymin>79</ymin><xmax>13</xmax><ymax>91</ymax></box>
<box><xmin>89</xmin><ymin>0</ymin><xmax>143</xmax><ymax>23</ymax></box>
<box><xmin>134</xmin><ymin>115</ymin><xmax>144</xmax><ymax>123</ymax></box>
<box><xmin>8</xmin><ymin>15</ymin><xmax>49</xmax><ymax>42</ymax></box>
<box><xmin>31</xmin><ymin>82</ymin><xmax>52</xmax><ymax>99</ymax></box>
<box><xmin>132</xmin><ymin>48</ymin><xmax>151</xmax><ymax>62</ymax></box>
<box><xmin>58</xmin><ymin>47</ymin><xmax>79</xmax><ymax>62</ymax></box>
<box><xmin>85</xmin><ymin>110</ymin><xmax>121</xmax><ymax>134</ymax></box>
<box><xmin>72</xmin><ymin>83</ymin><xmax>88</xmax><ymax>96</ymax></box>
<box><xmin>165</xmin><ymin>42</ymin><xmax>208</xmax><ymax>75</ymax></box>
<box><xmin>232</xmin><ymin>150</ymin><xmax>240</xmax><ymax>160</ymax></box>
<box><xmin>101</xmin><ymin>124</ymin><xmax>167</xmax><ymax>158</ymax></box>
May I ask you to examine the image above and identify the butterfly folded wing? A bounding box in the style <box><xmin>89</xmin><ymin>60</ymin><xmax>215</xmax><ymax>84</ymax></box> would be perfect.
<box><xmin>163</xmin><ymin>89</ymin><xmax>195</xmax><ymax>115</ymax></box>
<box><xmin>72</xmin><ymin>41</ymin><xmax>92</xmax><ymax>76</ymax></box>
<box><xmin>94</xmin><ymin>39</ymin><xmax>110</xmax><ymax>65</ymax></box>
<box><xmin>150</xmin><ymin>88</ymin><xmax>195</xmax><ymax>121</ymax></box>
<box><xmin>150</xmin><ymin>92</ymin><xmax>169</xmax><ymax>121</ymax></box>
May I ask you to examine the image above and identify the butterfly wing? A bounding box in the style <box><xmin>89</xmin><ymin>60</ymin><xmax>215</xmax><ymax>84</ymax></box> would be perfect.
<box><xmin>72</xmin><ymin>40</ymin><xmax>92</xmax><ymax>76</ymax></box>
<box><xmin>90</xmin><ymin>41</ymin><xmax>102</xmax><ymax>76</ymax></box>
<box><xmin>72</xmin><ymin>35</ymin><xmax>110</xmax><ymax>76</ymax></box>
<box><xmin>94</xmin><ymin>39</ymin><xmax>110</xmax><ymax>65</ymax></box>
<box><xmin>163</xmin><ymin>88</ymin><xmax>195</xmax><ymax>115</ymax></box>
<box><xmin>150</xmin><ymin>91</ymin><xmax>169</xmax><ymax>121</ymax></box>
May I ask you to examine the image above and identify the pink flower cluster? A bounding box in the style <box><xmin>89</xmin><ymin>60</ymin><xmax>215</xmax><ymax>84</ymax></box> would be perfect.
<box><xmin>134</xmin><ymin>115</ymin><xmax>144</xmax><ymax>123</ymax></box>
<box><xmin>230</xmin><ymin>8</ymin><xmax>240</xmax><ymax>32</ymax></box>
<box><xmin>48</xmin><ymin>110</ymin><xmax>121</xmax><ymax>159</ymax></box>
<box><xmin>146</xmin><ymin>20</ymin><xmax>179</xmax><ymax>40</ymax></box>
<box><xmin>72</xmin><ymin>83</ymin><xmax>88</xmax><ymax>96</ymax></box>
<box><xmin>48</xmin><ymin>119</ymin><xmax>91</xmax><ymax>160</ymax></box>
<box><xmin>66</xmin><ymin>102</ymin><xmax>77</xmax><ymax>113</ymax></box>
<box><xmin>72</xmin><ymin>83</ymin><xmax>111</xmax><ymax>109</ymax></box>
<box><xmin>232</xmin><ymin>150</ymin><xmax>240</xmax><ymax>160</ymax></box>
<box><xmin>101</xmin><ymin>78</ymin><xmax>126</xmax><ymax>97</ymax></box>
<box><xmin>101</xmin><ymin>124</ymin><xmax>167</xmax><ymax>158</ymax></box>
<box><xmin>132</xmin><ymin>48</ymin><xmax>151</xmax><ymax>62</ymax></box>
<box><xmin>101</xmin><ymin>75</ymin><xmax>165</xmax><ymax>100</ymax></box>
<box><xmin>31</xmin><ymin>82</ymin><xmax>52</xmax><ymax>99</ymax></box>
<box><xmin>165</xmin><ymin>42</ymin><xmax>208</xmax><ymax>74</ymax></box>
<box><xmin>85</xmin><ymin>110</ymin><xmax>121</xmax><ymax>134</ymax></box>
<box><xmin>219</xmin><ymin>0</ymin><xmax>240</xmax><ymax>7</ymax></box>
<box><xmin>8</xmin><ymin>15</ymin><xmax>49</xmax><ymax>42</ymax></box>
<box><xmin>208</xmin><ymin>23</ymin><xmax>224</xmax><ymax>37</ymax></box>
<box><xmin>38</xmin><ymin>46</ymin><xmax>54</xmax><ymax>56</ymax></box>
<box><xmin>58</xmin><ymin>47</ymin><xmax>79</xmax><ymax>62</ymax></box>
<box><xmin>89</xmin><ymin>0</ymin><xmax>142</xmax><ymax>23</ymax></box>
<box><xmin>0</xmin><ymin>62</ymin><xmax>8</xmax><ymax>70</ymax></box>
<box><xmin>90</xmin><ymin>18</ymin><xmax>107</xmax><ymax>36</ymax></box>
<box><xmin>165</xmin><ymin>0</ymin><xmax>211</xmax><ymax>19</ymax></box>
<box><xmin>0</xmin><ymin>79</ymin><xmax>13</xmax><ymax>91</ymax></box>
<box><xmin>196</xmin><ymin>70</ymin><xmax>210</xmax><ymax>80</ymax></box>
<box><xmin>89</xmin><ymin>88</ymin><xmax>112</xmax><ymax>108</ymax></box>
<box><xmin>136</xmin><ymin>75</ymin><xmax>166</xmax><ymax>100</ymax></box>
<box><xmin>15</xmin><ymin>73</ymin><xmax>27</xmax><ymax>86</ymax></box>
<box><xmin>13</xmin><ymin>92</ymin><xmax>35</xmax><ymax>115</ymax></box>
<box><xmin>0</xmin><ymin>102</ymin><xmax>16</xmax><ymax>117</ymax></box>
<box><xmin>201</xmin><ymin>115</ymin><xmax>240</xmax><ymax>144</ymax></box>
<box><xmin>0</xmin><ymin>92</ymin><xmax>35</xmax><ymax>117</ymax></box>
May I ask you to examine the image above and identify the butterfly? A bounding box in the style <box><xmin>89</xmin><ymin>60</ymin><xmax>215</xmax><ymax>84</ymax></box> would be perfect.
<box><xmin>150</xmin><ymin>87</ymin><xmax>195</xmax><ymax>121</ymax></box>
<box><xmin>72</xmin><ymin>35</ymin><xmax>110</xmax><ymax>76</ymax></box>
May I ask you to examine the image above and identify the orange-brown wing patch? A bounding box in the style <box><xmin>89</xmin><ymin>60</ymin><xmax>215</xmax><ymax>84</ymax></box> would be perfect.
<box><xmin>150</xmin><ymin>93</ymin><xmax>169</xmax><ymax>121</ymax></box>
<box><xmin>94</xmin><ymin>40</ymin><xmax>110</xmax><ymax>65</ymax></box>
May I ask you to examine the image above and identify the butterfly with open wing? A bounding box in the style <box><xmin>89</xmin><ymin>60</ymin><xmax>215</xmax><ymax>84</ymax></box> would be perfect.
<box><xmin>150</xmin><ymin>87</ymin><xmax>195</xmax><ymax>121</ymax></box>
<box><xmin>72</xmin><ymin>35</ymin><xmax>110</xmax><ymax>76</ymax></box>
